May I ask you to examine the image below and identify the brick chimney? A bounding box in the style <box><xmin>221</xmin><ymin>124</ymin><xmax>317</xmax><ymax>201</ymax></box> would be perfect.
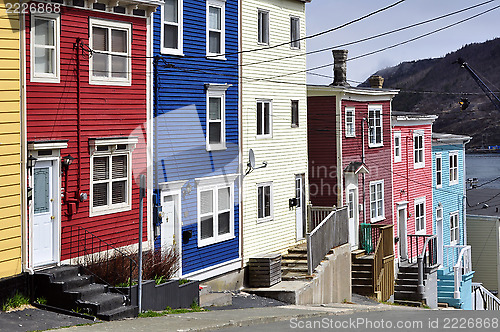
<box><xmin>368</xmin><ymin>75</ymin><xmax>384</xmax><ymax>89</ymax></box>
<box><xmin>332</xmin><ymin>50</ymin><xmax>349</xmax><ymax>87</ymax></box>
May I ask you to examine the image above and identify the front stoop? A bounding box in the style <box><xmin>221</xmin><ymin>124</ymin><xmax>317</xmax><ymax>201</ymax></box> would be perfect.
<box><xmin>394</xmin><ymin>262</ymin><xmax>438</xmax><ymax>308</ymax></box>
<box><xmin>33</xmin><ymin>265</ymin><xmax>138</xmax><ymax>321</ymax></box>
<box><xmin>281</xmin><ymin>244</ymin><xmax>313</xmax><ymax>281</ymax></box>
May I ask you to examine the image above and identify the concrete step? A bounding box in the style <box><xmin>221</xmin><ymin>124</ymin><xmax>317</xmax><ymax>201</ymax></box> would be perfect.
<box><xmin>199</xmin><ymin>284</ymin><xmax>212</xmax><ymax>297</ymax></box>
<box><xmin>281</xmin><ymin>271</ymin><xmax>313</xmax><ymax>281</ymax></box>
<box><xmin>40</xmin><ymin>265</ymin><xmax>80</xmax><ymax>282</ymax></box>
<box><xmin>66</xmin><ymin>283</ymin><xmax>108</xmax><ymax>301</ymax></box>
<box><xmin>52</xmin><ymin>275</ymin><xmax>94</xmax><ymax>291</ymax></box>
<box><xmin>97</xmin><ymin>305</ymin><xmax>138</xmax><ymax>321</ymax></box>
<box><xmin>76</xmin><ymin>293</ymin><xmax>126</xmax><ymax>315</ymax></box>
<box><xmin>199</xmin><ymin>292</ymin><xmax>232</xmax><ymax>308</ymax></box>
<box><xmin>394</xmin><ymin>299</ymin><xmax>424</xmax><ymax>307</ymax></box>
<box><xmin>438</xmin><ymin>297</ymin><xmax>462</xmax><ymax>309</ymax></box>
<box><xmin>394</xmin><ymin>290</ymin><xmax>424</xmax><ymax>302</ymax></box>
<box><xmin>282</xmin><ymin>266</ymin><xmax>308</xmax><ymax>273</ymax></box>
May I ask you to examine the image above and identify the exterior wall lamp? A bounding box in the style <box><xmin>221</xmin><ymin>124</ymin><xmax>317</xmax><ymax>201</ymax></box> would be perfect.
<box><xmin>27</xmin><ymin>154</ymin><xmax>37</xmax><ymax>174</ymax></box>
<box><xmin>62</xmin><ymin>154</ymin><xmax>76</xmax><ymax>169</ymax></box>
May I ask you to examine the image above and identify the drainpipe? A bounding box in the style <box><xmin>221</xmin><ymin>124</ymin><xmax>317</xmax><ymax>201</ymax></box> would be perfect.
<box><xmin>406</xmin><ymin>136</ymin><xmax>410</xmax><ymax>204</ymax></box>
<box><xmin>361</xmin><ymin>118</ymin><xmax>367</xmax><ymax>224</ymax></box>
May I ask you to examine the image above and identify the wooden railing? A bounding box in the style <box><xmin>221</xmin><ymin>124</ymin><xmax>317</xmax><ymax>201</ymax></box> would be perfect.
<box><xmin>306</xmin><ymin>207</ymin><xmax>348</xmax><ymax>275</ymax></box>
<box><xmin>472</xmin><ymin>282</ymin><xmax>500</xmax><ymax>310</ymax></box>
<box><xmin>408</xmin><ymin>234</ymin><xmax>438</xmax><ymax>294</ymax></box>
<box><xmin>372</xmin><ymin>225</ymin><xmax>394</xmax><ymax>301</ymax></box>
<box><xmin>444</xmin><ymin>245</ymin><xmax>472</xmax><ymax>299</ymax></box>
<box><xmin>307</xmin><ymin>204</ymin><xmax>336</xmax><ymax>232</ymax></box>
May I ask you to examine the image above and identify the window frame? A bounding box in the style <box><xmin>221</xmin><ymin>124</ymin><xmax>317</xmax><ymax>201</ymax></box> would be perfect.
<box><xmin>413</xmin><ymin>130</ymin><xmax>425</xmax><ymax>169</ymax></box>
<box><xmin>291</xmin><ymin>100</ymin><xmax>299</xmax><ymax>128</ymax></box>
<box><xmin>89</xmin><ymin>18</ymin><xmax>132</xmax><ymax>86</ymax></box>
<box><xmin>30</xmin><ymin>13</ymin><xmax>60</xmax><ymax>83</ymax></box>
<box><xmin>449</xmin><ymin>151</ymin><xmax>459</xmax><ymax>185</ymax></box>
<box><xmin>257</xmin><ymin>182</ymin><xmax>273</xmax><ymax>223</ymax></box>
<box><xmin>394</xmin><ymin>131</ymin><xmax>401</xmax><ymax>162</ymax></box>
<box><xmin>345</xmin><ymin>107</ymin><xmax>355</xmax><ymax>137</ymax></box>
<box><xmin>369</xmin><ymin>180</ymin><xmax>384</xmax><ymax>222</ymax></box>
<box><xmin>256</xmin><ymin>99</ymin><xmax>272</xmax><ymax>138</ymax></box>
<box><xmin>206</xmin><ymin>0</ymin><xmax>226</xmax><ymax>59</ymax></box>
<box><xmin>160</xmin><ymin>0</ymin><xmax>184</xmax><ymax>56</ymax></box>
<box><xmin>196</xmin><ymin>175</ymin><xmax>236</xmax><ymax>247</ymax></box>
<box><xmin>414</xmin><ymin>197</ymin><xmax>426</xmax><ymax>234</ymax></box>
<box><xmin>368</xmin><ymin>105</ymin><xmax>383</xmax><ymax>147</ymax></box>
<box><xmin>257</xmin><ymin>9</ymin><xmax>269</xmax><ymax>45</ymax></box>
<box><xmin>290</xmin><ymin>16</ymin><xmax>300</xmax><ymax>49</ymax></box>
<box><xmin>450</xmin><ymin>211</ymin><xmax>459</xmax><ymax>245</ymax></box>
<box><xmin>89</xmin><ymin>139</ymin><xmax>137</xmax><ymax>217</ymax></box>
<box><xmin>436</xmin><ymin>205</ymin><xmax>443</xmax><ymax>223</ymax></box>
<box><xmin>435</xmin><ymin>153</ymin><xmax>442</xmax><ymax>188</ymax></box>
<box><xmin>205</xmin><ymin>84</ymin><xmax>230</xmax><ymax>151</ymax></box>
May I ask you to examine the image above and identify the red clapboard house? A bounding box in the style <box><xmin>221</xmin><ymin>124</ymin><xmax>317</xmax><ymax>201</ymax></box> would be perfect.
<box><xmin>25</xmin><ymin>0</ymin><xmax>159</xmax><ymax>270</ymax></box>
<box><xmin>391</xmin><ymin>111</ymin><xmax>437</xmax><ymax>264</ymax></box>
<box><xmin>307</xmin><ymin>50</ymin><xmax>398</xmax><ymax>252</ymax></box>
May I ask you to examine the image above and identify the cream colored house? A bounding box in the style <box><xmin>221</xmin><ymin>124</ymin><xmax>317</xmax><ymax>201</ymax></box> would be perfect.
<box><xmin>240</xmin><ymin>0</ymin><xmax>310</xmax><ymax>261</ymax></box>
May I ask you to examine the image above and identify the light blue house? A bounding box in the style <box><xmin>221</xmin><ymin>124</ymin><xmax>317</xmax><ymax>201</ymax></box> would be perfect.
<box><xmin>152</xmin><ymin>0</ymin><xmax>240</xmax><ymax>281</ymax></box>
<box><xmin>432</xmin><ymin>133</ymin><xmax>474</xmax><ymax>309</ymax></box>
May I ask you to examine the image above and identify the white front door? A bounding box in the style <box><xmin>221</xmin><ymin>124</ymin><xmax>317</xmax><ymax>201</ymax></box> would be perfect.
<box><xmin>347</xmin><ymin>188</ymin><xmax>359</xmax><ymax>249</ymax></box>
<box><xmin>295</xmin><ymin>174</ymin><xmax>306</xmax><ymax>240</ymax></box>
<box><xmin>32</xmin><ymin>160</ymin><xmax>57</xmax><ymax>267</ymax></box>
<box><xmin>398</xmin><ymin>205</ymin><xmax>408</xmax><ymax>261</ymax></box>
<box><xmin>161</xmin><ymin>196</ymin><xmax>176</xmax><ymax>249</ymax></box>
<box><xmin>436</xmin><ymin>214</ymin><xmax>443</xmax><ymax>266</ymax></box>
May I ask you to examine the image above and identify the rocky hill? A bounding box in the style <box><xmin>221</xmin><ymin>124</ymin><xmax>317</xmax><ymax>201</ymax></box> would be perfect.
<box><xmin>361</xmin><ymin>38</ymin><xmax>500</xmax><ymax>148</ymax></box>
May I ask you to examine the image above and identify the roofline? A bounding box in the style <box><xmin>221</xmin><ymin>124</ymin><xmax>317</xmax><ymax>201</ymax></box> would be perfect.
<box><xmin>307</xmin><ymin>84</ymin><xmax>399</xmax><ymax>98</ymax></box>
<box><xmin>432</xmin><ymin>133</ymin><xmax>472</xmax><ymax>145</ymax></box>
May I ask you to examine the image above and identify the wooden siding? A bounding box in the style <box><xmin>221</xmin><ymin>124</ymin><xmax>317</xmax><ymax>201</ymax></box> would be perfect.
<box><xmin>152</xmin><ymin>0</ymin><xmax>240</xmax><ymax>275</ymax></box>
<box><xmin>0</xmin><ymin>0</ymin><xmax>22</xmax><ymax>278</ymax></box>
<box><xmin>241</xmin><ymin>0</ymin><xmax>308</xmax><ymax>261</ymax></box>
<box><xmin>467</xmin><ymin>216</ymin><xmax>500</xmax><ymax>292</ymax></box>
<box><xmin>307</xmin><ymin>96</ymin><xmax>337</xmax><ymax>207</ymax></box>
<box><xmin>25</xmin><ymin>6</ymin><xmax>148</xmax><ymax>260</ymax></box>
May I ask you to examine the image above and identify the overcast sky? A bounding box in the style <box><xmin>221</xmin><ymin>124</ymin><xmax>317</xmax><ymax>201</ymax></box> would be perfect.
<box><xmin>305</xmin><ymin>0</ymin><xmax>500</xmax><ymax>85</ymax></box>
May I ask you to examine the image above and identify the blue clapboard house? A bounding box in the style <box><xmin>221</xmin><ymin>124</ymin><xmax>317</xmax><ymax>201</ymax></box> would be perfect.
<box><xmin>432</xmin><ymin>133</ymin><xmax>474</xmax><ymax>309</ymax></box>
<box><xmin>152</xmin><ymin>0</ymin><xmax>240</xmax><ymax>280</ymax></box>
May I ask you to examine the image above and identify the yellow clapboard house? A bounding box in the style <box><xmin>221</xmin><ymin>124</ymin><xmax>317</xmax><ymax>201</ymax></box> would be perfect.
<box><xmin>0</xmin><ymin>0</ymin><xmax>22</xmax><ymax>279</ymax></box>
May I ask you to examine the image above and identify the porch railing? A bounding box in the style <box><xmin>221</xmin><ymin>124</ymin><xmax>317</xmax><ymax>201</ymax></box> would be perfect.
<box><xmin>372</xmin><ymin>225</ymin><xmax>395</xmax><ymax>301</ymax></box>
<box><xmin>472</xmin><ymin>282</ymin><xmax>500</xmax><ymax>310</ymax></box>
<box><xmin>407</xmin><ymin>234</ymin><xmax>438</xmax><ymax>294</ymax></box>
<box><xmin>307</xmin><ymin>204</ymin><xmax>336</xmax><ymax>233</ymax></box>
<box><xmin>443</xmin><ymin>245</ymin><xmax>472</xmax><ymax>299</ymax></box>
<box><xmin>65</xmin><ymin>225</ymin><xmax>138</xmax><ymax>303</ymax></box>
<box><xmin>360</xmin><ymin>223</ymin><xmax>383</xmax><ymax>253</ymax></box>
<box><xmin>306</xmin><ymin>206</ymin><xmax>348</xmax><ymax>275</ymax></box>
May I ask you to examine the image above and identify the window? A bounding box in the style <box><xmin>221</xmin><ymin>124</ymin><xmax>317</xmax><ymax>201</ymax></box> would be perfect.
<box><xmin>197</xmin><ymin>175</ymin><xmax>236</xmax><ymax>247</ymax></box>
<box><xmin>415</xmin><ymin>197</ymin><xmax>426</xmax><ymax>234</ymax></box>
<box><xmin>257</xmin><ymin>100</ymin><xmax>272</xmax><ymax>137</ymax></box>
<box><xmin>414</xmin><ymin>131</ymin><xmax>424</xmax><ymax>168</ymax></box>
<box><xmin>90</xmin><ymin>138</ymin><xmax>137</xmax><ymax>216</ymax></box>
<box><xmin>368</xmin><ymin>105</ymin><xmax>382</xmax><ymax>147</ymax></box>
<box><xmin>345</xmin><ymin>107</ymin><xmax>355</xmax><ymax>137</ymax></box>
<box><xmin>394</xmin><ymin>132</ymin><xmax>401</xmax><ymax>162</ymax></box>
<box><xmin>257</xmin><ymin>182</ymin><xmax>273</xmax><ymax>222</ymax></box>
<box><xmin>436</xmin><ymin>205</ymin><xmax>443</xmax><ymax>222</ymax></box>
<box><xmin>89</xmin><ymin>18</ymin><xmax>131</xmax><ymax>85</ymax></box>
<box><xmin>450</xmin><ymin>212</ymin><xmax>459</xmax><ymax>245</ymax></box>
<box><xmin>290</xmin><ymin>16</ymin><xmax>300</xmax><ymax>49</ymax></box>
<box><xmin>161</xmin><ymin>0</ymin><xmax>183</xmax><ymax>55</ymax></box>
<box><xmin>207</xmin><ymin>0</ymin><xmax>225</xmax><ymax>57</ymax></box>
<box><xmin>449</xmin><ymin>151</ymin><xmax>459</xmax><ymax>185</ymax></box>
<box><xmin>369</xmin><ymin>180</ymin><xmax>384</xmax><ymax>222</ymax></box>
<box><xmin>258</xmin><ymin>9</ymin><xmax>269</xmax><ymax>45</ymax></box>
<box><xmin>436</xmin><ymin>153</ymin><xmax>442</xmax><ymax>188</ymax></box>
<box><xmin>31</xmin><ymin>13</ymin><xmax>60</xmax><ymax>83</ymax></box>
<box><xmin>291</xmin><ymin>100</ymin><xmax>299</xmax><ymax>127</ymax></box>
<box><xmin>205</xmin><ymin>84</ymin><xmax>230</xmax><ymax>151</ymax></box>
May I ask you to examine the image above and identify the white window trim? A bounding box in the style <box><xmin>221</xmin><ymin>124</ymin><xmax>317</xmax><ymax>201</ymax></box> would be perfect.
<box><xmin>369</xmin><ymin>179</ymin><xmax>384</xmax><ymax>223</ymax></box>
<box><xmin>89</xmin><ymin>18</ymin><xmax>132</xmax><ymax>86</ymax></box>
<box><xmin>394</xmin><ymin>131</ymin><xmax>401</xmax><ymax>162</ymax></box>
<box><xmin>206</xmin><ymin>0</ymin><xmax>226</xmax><ymax>60</ymax></box>
<box><xmin>160</xmin><ymin>0</ymin><xmax>184</xmax><ymax>56</ymax></box>
<box><xmin>196</xmin><ymin>174</ymin><xmax>237</xmax><ymax>247</ymax></box>
<box><xmin>256</xmin><ymin>99</ymin><xmax>272</xmax><ymax>138</ymax></box>
<box><xmin>290</xmin><ymin>15</ymin><xmax>300</xmax><ymax>49</ymax></box>
<box><xmin>435</xmin><ymin>153</ymin><xmax>442</xmax><ymax>188</ymax></box>
<box><xmin>345</xmin><ymin>107</ymin><xmax>355</xmax><ymax>137</ymax></box>
<box><xmin>449</xmin><ymin>151</ymin><xmax>459</xmax><ymax>185</ymax></box>
<box><xmin>30</xmin><ymin>13</ymin><xmax>60</xmax><ymax>83</ymax></box>
<box><xmin>257</xmin><ymin>8</ymin><xmax>269</xmax><ymax>46</ymax></box>
<box><xmin>205</xmin><ymin>84</ymin><xmax>230</xmax><ymax>151</ymax></box>
<box><xmin>257</xmin><ymin>182</ymin><xmax>273</xmax><ymax>223</ymax></box>
<box><xmin>413</xmin><ymin>130</ymin><xmax>425</xmax><ymax>169</ymax></box>
<box><xmin>450</xmin><ymin>211</ymin><xmax>459</xmax><ymax>245</ymax></box>
<box><xmin>436</xmin><ymin>205</ymin><xmax>443</xmax><ymax>222</ymax></box>
<box><xmin>414</xmin><ymin>197</ymin><xmax>426</xmax><ymax>235</ymax></box>
<box><xmin>89</xmin><ymin>140</ymin><xmax>136</xmax><ymax>217</ymax></box>
<box><xmin>368</xmin><ymin>105</ymin><xmax>383</xmax><ymax>148</ymax></box>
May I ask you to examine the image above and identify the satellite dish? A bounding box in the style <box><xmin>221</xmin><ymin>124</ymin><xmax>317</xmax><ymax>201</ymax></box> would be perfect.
<box><xmin>248</xmin><ymin>149</ymin><xmax>256</xmax><ymax>168</ymax></box>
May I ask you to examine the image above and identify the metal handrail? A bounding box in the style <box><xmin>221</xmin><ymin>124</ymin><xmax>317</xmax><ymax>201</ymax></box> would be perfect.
<box><xmin>407</xmin><ymin>234</ymin><xmax>437</xmax><ymax>295</ymax></box>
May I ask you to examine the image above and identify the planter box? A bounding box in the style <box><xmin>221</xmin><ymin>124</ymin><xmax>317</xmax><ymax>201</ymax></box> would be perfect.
<box><xmin>113</xmin><ymin>280</ymin><xmax>199</xmax><ymax>311</ymax></box>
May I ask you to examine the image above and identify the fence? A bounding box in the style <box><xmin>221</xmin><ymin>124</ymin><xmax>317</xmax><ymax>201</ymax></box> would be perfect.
<box><xmin>472</xmin><ymin>283</ymin><xmax>500</xmax><ymax>310</ymax></box>
<box><xmin>443</xmin><ymin>245</ymin><xmax>472</xmax><ymax>299</ymax></box>
<box><xmin>306</xmin><ymin>207</ymin><xmax>348</xmax><ymax>275</ymax></box>
<box><xmin>307</xmin><ymin>204</ymin><xmax>336</xmax><ymax>232</ymax></box>
<box><xmin>360</xmin><ymin>223</ymin><xmax>384</xmax><ymax>253</ymax></box>
<box><xmin>372</xmin><ymin>225</ymin><xmax>394</xmax><ymax>301</ymax></box>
